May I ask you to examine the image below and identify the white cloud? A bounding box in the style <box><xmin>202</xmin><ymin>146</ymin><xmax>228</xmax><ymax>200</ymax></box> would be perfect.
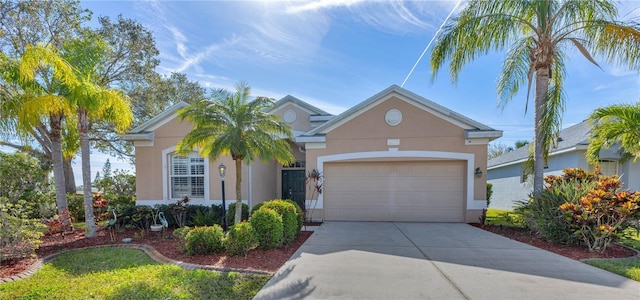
<box><xmin>285</xmin><ymin>0</ymin><xmax>366</xmax><ymax>13</ymax></box>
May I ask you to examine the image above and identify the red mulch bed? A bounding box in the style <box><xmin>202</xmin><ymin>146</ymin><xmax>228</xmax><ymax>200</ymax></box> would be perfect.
<box><xmin>3</xmin><ymin>223</ymin><xmax>638</xmax><ymax>281</ymax></box>
<box><xmin>471</xmin><ymin>223</ymin><xmax>637</xmax><ymax>260</ymax></box>
<box><xmin>1</xmin><ymin>227</ymin><xmax>311</xmax><ymax>279</ymax></box>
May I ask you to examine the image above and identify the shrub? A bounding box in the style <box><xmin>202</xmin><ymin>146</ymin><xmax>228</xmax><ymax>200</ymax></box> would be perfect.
<box><xmin>67</xmin><ymin>193</ymin><xmax>85</xmax><ymax>222</ymax></box>
<box><xmin>261</xmin><ymin>200</ymin><xmax>299</xmax><ymax>244</ymax></box>
<box><xmin>191</xmin><ymin>206</ymin><xmax>221</xmax><ymax>226</ymax></box>
<box><xmin>249</xmin><ymin>208</ymin><xmax>283</xmax><ymax>249</ymax></box>
<box><xmin>560</xmin><ymin>176</ymin><xmax>640</xmax><ymax>252</ymax></box>
<box><xmin>486</xmin><ymin>183</ymin><xmax>493</xmax><ymax>208</ymax></box>
<box><xmin>170</xmin><ymin>196</ymin><xmax>190</xmax><ymax>228</ymax></box>
<box><xmin>173</xmin><ymin>226</ymin><xmax>192</xmax><ymax>253</ymax></box>
<box><xmin>0</xmin><ymin>198</ymin><xmax>47</xmax><ymax>261</ymax></box>
<box><xmin>251</xmin><ymin>202</ymin><xmax>266</xmax><ymax>215</ymax></box>
<box><xmin>226</xmin><ymin>202</ymin><xmax>249</xmax><ymax>227</ymax></box>
<box><xmin>283</xmin><ymin>199</ymin><xmax>304</xmax><ymax>232</ymax></box>
<box><xmin>516</xmin><ymin>178</ymin><xmax>593</xmax><ymax>245</ymax></box>
<box><xmin>185</xmin><ymin>225</ymin><xmax>224</xmax><ymax>255</ymax></box>
<box><xmin>225</xmin><ymin>222</ymin><xmax>258</xmax><ymax>256</ymax></box>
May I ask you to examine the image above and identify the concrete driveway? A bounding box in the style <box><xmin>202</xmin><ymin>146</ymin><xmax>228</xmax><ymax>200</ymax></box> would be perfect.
<box><xmin>254</xmin><ymin>222</ymin><xmax>640</xmax><ymax>300</ymax></box>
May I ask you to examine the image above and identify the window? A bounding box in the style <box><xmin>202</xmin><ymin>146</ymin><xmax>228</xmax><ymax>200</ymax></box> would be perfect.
<box><xmin>170</xmin><ymin>153</ymin><xmax>205</xmax><ymax>199</ymax></box>
<box><xmin>597</xmin><ymin>159</ymin><xmax>618</xmax><ymax>176</ymax></box>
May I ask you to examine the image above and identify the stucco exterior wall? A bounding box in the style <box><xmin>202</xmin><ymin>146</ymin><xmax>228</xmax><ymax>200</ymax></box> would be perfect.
<box><xmin>304</xmin><ymin>96</ymin><xmax>488</xmax><ymax>222</ymax></box>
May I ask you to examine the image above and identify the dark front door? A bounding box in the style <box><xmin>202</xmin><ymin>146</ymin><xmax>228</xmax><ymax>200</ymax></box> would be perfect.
<box><xmin>282</xmin><ymin>170</ymin><xmax>306</xmax><ymax>210</ymax></box>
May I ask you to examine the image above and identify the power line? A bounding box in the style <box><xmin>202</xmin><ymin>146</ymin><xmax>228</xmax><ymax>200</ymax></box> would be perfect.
<box><xmin>401</xmin><ymin>0</ymin><xmax>462</xmax><ymax>87</ymax></box>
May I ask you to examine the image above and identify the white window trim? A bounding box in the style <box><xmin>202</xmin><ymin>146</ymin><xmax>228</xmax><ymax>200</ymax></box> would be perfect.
<box><xmin>598</xmin><ymin>159</ymin><xmax>619</xmax><ymax>176</ymax></box>
<box><xmin>162</xmin><ymin>146</ymin><xmax>210</xmax><ymax>201</ymax></box>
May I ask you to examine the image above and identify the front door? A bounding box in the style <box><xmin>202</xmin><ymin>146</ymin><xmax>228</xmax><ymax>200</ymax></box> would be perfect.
<box><xmin>282</xmin><ymin>170</ymin><xmax>306</xmax><ymax>211</ymax></box>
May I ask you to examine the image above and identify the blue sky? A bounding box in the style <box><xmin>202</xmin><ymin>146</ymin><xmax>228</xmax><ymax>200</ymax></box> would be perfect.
<box><xmin>77</xmin><ymin>0</ymin><xmax>639</xmax><ymax>181</ymax></box>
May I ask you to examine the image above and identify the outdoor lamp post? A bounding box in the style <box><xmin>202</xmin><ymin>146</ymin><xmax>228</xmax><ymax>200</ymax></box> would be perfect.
<box><xmin>218</xmin><ymin>163</ymin><xmax>227</xmax><ymax>231</ymax></box>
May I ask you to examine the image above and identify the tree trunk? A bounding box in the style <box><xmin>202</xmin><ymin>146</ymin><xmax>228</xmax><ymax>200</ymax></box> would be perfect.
<box><xmin>50</xmin><ymin>114</ymin><xmax>69</xmax><ymax>221</ymax></box>
<box><xmin>235</xmin><ymin>158</ymin><xmax>243</xmax><ymax>224</ymax></box>
<box><xmin>79</xmin><ymin>109</ymin><xmax>97</xmax><ymax>238</ymax></box>
<box><xmin>533</xmin><ymin>67</ymin><xmax>551</xmax><ymax>194</ymax></box>
<box><xmin>63</xmin><ymin>157</ymin><xmax>76</xmax><ymax>193</ymax></box>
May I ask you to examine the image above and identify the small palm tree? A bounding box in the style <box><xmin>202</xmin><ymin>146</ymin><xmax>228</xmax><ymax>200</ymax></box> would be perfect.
<box><xmin>431</xmin><ymin>0</ymin><xmax>640</xmax><ymax>193</ymax></box>
<box><xmin>586</xmin><ymin>103</ymin><xmax>640</xmax><ymax>164</ymax></box>
<box><xmin>177</xmin><ymin>82</ymin><xmax>294</xmax><ymax>223</ymax></box>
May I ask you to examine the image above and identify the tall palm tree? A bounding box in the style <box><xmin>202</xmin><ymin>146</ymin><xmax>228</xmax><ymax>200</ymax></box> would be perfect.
<box><xmin>177</xmin><ymin>82</ymin><xmax>294</xmax><ymax>223</ymax></box>
<box><xmin>5</xmin><ymin>45</ymin><xmax>78</xmax><ymax>219</ymax></box>
<box><xmin>63</xmin><ymin>37</ymin><xmax>133</xmax><ymax>238</ymax></box>
<box><xmin>431</xmin><ymin>0</ymin><xmax>640</xmax><ymax>193</ymax></box>
<box><xmin>586</xmin><ymin>102</ymin><xmax>640</xmax><ymax>164</ymax></box>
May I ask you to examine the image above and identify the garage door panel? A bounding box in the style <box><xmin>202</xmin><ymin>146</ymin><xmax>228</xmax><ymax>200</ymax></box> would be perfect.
<box><xmin>324</xmin><ymin>161</ymin><xmax>465</xmax><ymax>222</ymax></box>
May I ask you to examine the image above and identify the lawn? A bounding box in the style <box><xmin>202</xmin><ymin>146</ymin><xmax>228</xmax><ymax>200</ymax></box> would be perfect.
<box><xmin>0</xmin><ymin>247</ymin><xmax>270</xmax><ymax>299</ymax></box>
<box><xmin>485</xmin><ymin>208</ymin><xmax>523</xmax><ymax>227</ymax></box>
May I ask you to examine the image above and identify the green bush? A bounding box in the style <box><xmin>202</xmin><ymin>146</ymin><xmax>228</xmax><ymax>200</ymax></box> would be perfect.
<box><xmin>260</xmin><ymin>200</ymin><xmax>299</xmax><ymax>244</ymax></box>
<box><xmin>104</xmin><ymin>194</ymin><xmax>135</xmax><ymax>207</ymax></box>
<box><xmin>226</xmin><ymin>202</ymin><xmax>249</xmax><ymax>227</ymax></box>
<box><xmin>67</xmin><ymin>193</ymin><xmax>85</xmax><ymax>222</ymax></box>
<box><xmin>283</xmin><ymin>199</ymin><xmax>304</xmax><ymax>232</ymax></box>
<box><xmin>486</xmin><ymin>183</ymin><xmax>493</xmax><ymax>208</ymax></box>
<box><xmin>225</xmin><ymin>222</ymin><xmax>258</xmax><ymax>256</ymax></box>
<box><xmin>516</xmin><ymin>179</ymin><xmax>591</xmax><ymax>245</ymax></box>
<box><xmin>173</xmin><ymin>226</ymin><xmax>192</xmax><ymax>253</ymax></box>
<box><xmin>191</xmin><ymin>205</ymin><xmax>223</xmax><ymax>226</ymax></box>
<box><xmin>185</xmin><ymin>225</ymin><xmax>224</xmax><ymax>255</ymax></box>
<box><xmin>0</xmin><ymin>198</ymin><xmax>47</xmax><ymax>261</ymax></box>
<box><xmin>249</xmin><ymin>208</ymin><xmax>283</xmax><ymax>249</ymax></box>
<box><xmin>251</xmin><ymin>202</ymin><xmax>266</xmax><ymax>215</ymax></box>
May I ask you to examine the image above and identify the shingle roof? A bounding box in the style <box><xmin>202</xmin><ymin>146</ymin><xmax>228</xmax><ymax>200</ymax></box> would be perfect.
<box><xmin>488</xmin><ymin>120</ymin><xmax>590</xmax><ymax>168</ymax></box>
<box><xmin>303</xmin><ymin>84</ymin><xmax>501</xmax><ymax>138</ymax></box>
<box><xmin>270</xmin><ymin>95</ymin><xmax>332</xmax><ymax>116</ymax></box>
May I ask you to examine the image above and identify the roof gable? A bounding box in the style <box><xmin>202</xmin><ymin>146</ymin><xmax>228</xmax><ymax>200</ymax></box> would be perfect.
<box><xmin>270</xmin><ymin>95</ymin><xmax>332</xmax><ymax>116</ymax></box>
<box><xmin>303</xmin><ymin>85</ymin><xmax>500</xmax><ymax>139</ymax></box>
<box><xmin>122</xmin><ymin>102</ymin><xmax>189</xmax><ymax>140</ymax></box>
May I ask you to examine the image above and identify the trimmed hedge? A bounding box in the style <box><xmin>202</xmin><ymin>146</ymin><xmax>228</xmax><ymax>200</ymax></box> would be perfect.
<box><xmin>185</xmin><ymin>225</ymin><xmax>224</xmax><ymax>255</ymax></box>
<box><xmin>225</xmin><ymin>222</ymin><xmax>258</xmax><ymax>256</ymax></box>
<box><xmin>249</xmin><ymin>208</ymin><xmax>283</xmax><ymax>249</ymax></box>
<box><xmin>260</xmin><ymin>200</ymin><xmax>299</xmax><ymax>244</ymax></box>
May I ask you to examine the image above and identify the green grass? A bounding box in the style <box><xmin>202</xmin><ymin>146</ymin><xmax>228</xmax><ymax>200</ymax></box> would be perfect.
<box><xmin>587</xmin><ymin>259</ymin><xmax>640</xmax><ymax>281</ymax></box>
<box><xmin>0</xmin><ymin>248</ymin><xmax>270</xmax><ymax>299</ymax></box>
<box><xmin>485</xmin><ymin>208</ymin><xmax>523</xmax><ymax>227</ymax></box>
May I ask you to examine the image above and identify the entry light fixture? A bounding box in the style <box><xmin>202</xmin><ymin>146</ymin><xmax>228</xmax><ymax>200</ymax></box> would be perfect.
<box><xmin>475</xmin><ymin>167</ymin><xmax>483</xmax><ymax>177</ymax></box>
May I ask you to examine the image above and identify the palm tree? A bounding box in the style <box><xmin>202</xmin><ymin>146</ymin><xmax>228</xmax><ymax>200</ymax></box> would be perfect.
<box><xmin>63</xmin><ymin>37</ymin><xmax>133</xmax><ymax>238</ymax></box>
<box><xmin>5</xmin><ymin>45</ymin><xmax>79</xmax><ymax>220</ymax></box>
<box><xmin>430</xmin><ymin>0</ymin><xmax>640</xmax><ymax>193</ymax></box>
<box><xmin>586</xmin><ymin>102</ymin><xmax>640</xmax><ymax>164</ymax></box>
<box><xmin>176</xmin><ymin>82</ymin><xmax>294</xmax><ymax>223</ymax></box>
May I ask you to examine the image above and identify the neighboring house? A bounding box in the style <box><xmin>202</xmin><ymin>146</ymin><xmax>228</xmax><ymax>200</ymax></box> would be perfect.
<box><xmin>487</xmin><ymin>121</ymin><xmax>640</xmax><ymax>210</ymax></box>
<box><xmin>123</xmin><ymin>85</ymin><xmax>502</xmax><ymax>222</ymax></box>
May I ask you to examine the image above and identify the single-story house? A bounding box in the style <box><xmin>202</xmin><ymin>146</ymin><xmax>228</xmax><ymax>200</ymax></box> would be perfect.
<box><xmin>487</xmin><ymin>121</ymin><xmax>640</xmax><ymax>210</ymax></box>
<box><xmin>123</xmin><ymin>85</ymin><xmax>502</xmax><ymax>222</ymax></box>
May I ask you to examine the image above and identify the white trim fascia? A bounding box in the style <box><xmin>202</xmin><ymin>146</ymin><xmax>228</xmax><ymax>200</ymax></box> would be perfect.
<box><xmin>133</xmin><ymin>140</ymin><xmax>154</xmax><ymax>147</ymax></box>
<box><xmin>128</xmin><ymin>102</ymin><xmax>189</xmax><ymax>133</ymax></box>
<box><xmin>162</xmin><ymin>146</ymin><xmax>210</xmax><ymax>201</ymax></box>
<box><xmin>465</xmin><ymin>138</ymin><xmax>490</xmax><ymax>145</ymax></box>
<box><xmin>465</xmin><ymin>130</ymin><xmax>503</xmax><ymax>140</ymax></box>
<box><xmin>316</xmin><ymin>150</ymin><xmax>480</xmax><ymax>210</ymax></box>
<box><xmin>122</xmin><ymin>132</ymin><xmax>154</xmax><ymax>141</ymax></box>
<box><xmin>305</xmin><ymin>142</ymin><xmax>326</xmax><ymax>149</ymax></box>
<box><xmin>310</xmin><ymin>115</ymin><xmax>334</xmax><ymax>122</ymax></box>
<box><xmin>295</xmin><ymin>135</ymin><xmax>326</xmax><ymax>143</ymax></box>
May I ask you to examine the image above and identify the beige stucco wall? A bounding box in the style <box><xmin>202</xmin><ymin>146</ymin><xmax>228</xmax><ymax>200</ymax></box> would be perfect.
<box><xmin>271</xmin><ymin>103</ymin><xmax>313</xmax><ymax>133</ymax></box>
<box><xmin>304</xmin><ymin>96</ymin><xmax>488</xmax><ymax>223</ymax></box>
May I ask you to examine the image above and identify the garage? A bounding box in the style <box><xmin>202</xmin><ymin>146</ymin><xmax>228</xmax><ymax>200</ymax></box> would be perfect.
<box><xmin>323</xmin><ymin>160</ymin><xmax>465</xmax><ymax>222</ymax></box>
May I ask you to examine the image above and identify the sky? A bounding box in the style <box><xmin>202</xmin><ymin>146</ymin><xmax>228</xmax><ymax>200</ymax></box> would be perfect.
<box><xmin>73</xmin><ymin>0</ymin><xmax>639</xmax><ymax>183</ymax></box>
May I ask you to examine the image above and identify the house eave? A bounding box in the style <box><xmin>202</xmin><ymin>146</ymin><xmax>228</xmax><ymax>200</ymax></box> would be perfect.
<box><xmin>122</xmin><ymin>132</ymin><xmax>154</xmax><ymax>141</ymax></box>
<box><xmin>488</xmin><ymin>145</ymin><xmax>584</xmax><ymax>170</ymax></box>
<box><xmin>465</xmin><ymin>130</ymin><xmax>503</xmax><ymax>141</ymax></box>
<box><xmin>295</xmin><ymin>135</ymin><xmax>326</xmax><ymax>143</ymax></box>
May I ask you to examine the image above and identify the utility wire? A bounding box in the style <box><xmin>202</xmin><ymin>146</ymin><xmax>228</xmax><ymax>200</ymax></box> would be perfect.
<box><xmin>401</xmin><ymin>0</ymin><xmax>462</xmax><ymax>87</ymax></box>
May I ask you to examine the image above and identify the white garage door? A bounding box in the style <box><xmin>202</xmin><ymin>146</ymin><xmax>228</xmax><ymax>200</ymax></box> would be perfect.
<box><xmin>323</xmin><ymin>160</ymin><xmax>465</xmax><ymax>222</ymax></box>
